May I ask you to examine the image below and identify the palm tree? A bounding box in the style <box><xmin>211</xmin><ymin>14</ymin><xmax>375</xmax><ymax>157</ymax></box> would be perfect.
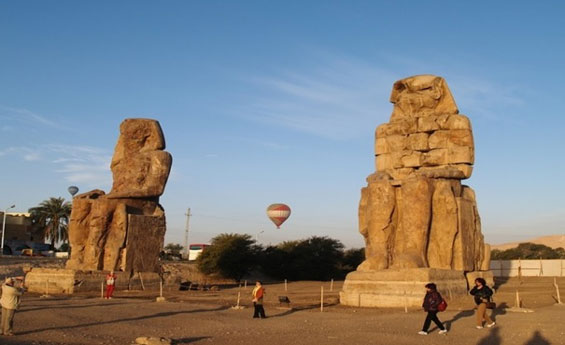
<box><xmin>28</xmin><ymin>197</ymin><xmax>72</xmax><ymax>247</ymax></box>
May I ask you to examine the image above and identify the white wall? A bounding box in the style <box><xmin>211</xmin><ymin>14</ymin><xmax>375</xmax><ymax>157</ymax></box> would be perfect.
<box><xmin>490</xmin><ymin>260</ymin><xmax>565</xmax><ymax>277</ymax></box>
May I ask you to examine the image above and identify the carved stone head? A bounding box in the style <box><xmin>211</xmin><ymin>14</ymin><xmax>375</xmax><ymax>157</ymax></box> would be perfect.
<box><xmin>389</xmin><ymin>75</ymin><xmax>458</xmax><ymax>120</ymax></box>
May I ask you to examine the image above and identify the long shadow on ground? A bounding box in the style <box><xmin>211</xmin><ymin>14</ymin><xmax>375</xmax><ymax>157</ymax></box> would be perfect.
<box><xmin>477</xmin><ymin>327</ymin><xmax>501</xmax><ymax>345</ymax></box>
<box><xmin>173</xmin><ymin>336</ymin><xmax>211</xmax><ymax>344</ymax></box>
<box><xmin>441</xmin><ymin>309</ymin><xmax>474</xmax><ymax>331</ymax></box>
<box><xmin>267</xmin><ymin>302</ymin><xmax>339</xmax><ymax>318</ymax></box>
<box><xmin>17</xmin><ymin>306</ymin><xmax>230</xmax><ymax>335</ymax></box>
<box><xmin>19</xmin><ymin>299</ymin><xmax>148</xmax><ymax>313</ymax></box>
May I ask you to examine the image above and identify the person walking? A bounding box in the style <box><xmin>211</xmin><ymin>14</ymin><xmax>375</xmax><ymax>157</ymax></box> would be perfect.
<box><xmin>419</xmin><ymin>283</ymin><xmax>447</xmax><ymax>335</ymax></box>
<box><xmin>1</xmin><ymin>277</ymin><xmax>25</xmax><ymax>336</ymax></box>
<box><xmin>105</xmin><ymin>271</ymin><xmax>117</xmax><ymax>299</ymax></box>
<box><xmin>469</xmin><ymin>277</ymin><xmax>495</xmax><ymax>329</ymax></box>
<box><xmin>251</xmin><ymin>281</ymin><xmax>266</xmax><ymax>319</ymax></box>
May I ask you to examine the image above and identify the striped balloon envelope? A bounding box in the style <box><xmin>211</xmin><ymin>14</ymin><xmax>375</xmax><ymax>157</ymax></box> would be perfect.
<box><xmin>266</xmin><ymin>203</ymin><xmax>291</xmax><ymax>228</ymax></box>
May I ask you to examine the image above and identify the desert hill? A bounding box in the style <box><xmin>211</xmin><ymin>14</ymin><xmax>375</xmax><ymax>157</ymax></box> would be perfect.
<box><xmin>491</xmin><ymin>234</ymin><xmax>565</xmax><ymax>251</ymax></box>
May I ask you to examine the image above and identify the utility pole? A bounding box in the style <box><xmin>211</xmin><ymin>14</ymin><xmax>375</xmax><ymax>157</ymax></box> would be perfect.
<box><xmin>183</xmin><ymin>208</ymin><xmax>191</xmax><ymax>259</ymax></box>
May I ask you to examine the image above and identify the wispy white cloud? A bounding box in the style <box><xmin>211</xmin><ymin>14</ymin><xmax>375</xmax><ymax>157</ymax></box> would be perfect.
<box><xmin>48</xmin><ymin>144</ymin><xmax>112</xmax><ymax>187</ymax></box>
<box><xmin>241</xmin><ymin>54</ymin><xmax>525</xmax><ymax>140</ymax></box>
<box><xmin>0</xmin><ymin>144</ymin><xmax>112</xmax><ymax>188</ymax></box>
<box><xmin>0</xmin><ymin>105</ymin><xmax>70</xmax><ymax>130</ymax></box>
<box><xmin>242</xmin><ymin>56</ymin><xmax>396</xmax><ymax>140</ymax></box>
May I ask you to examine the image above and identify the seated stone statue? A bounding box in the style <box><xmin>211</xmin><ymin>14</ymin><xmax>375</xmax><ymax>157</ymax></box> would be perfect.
<box><xmin>66</xmin><ymin>119</ymin><xmax>172</xmax><ymax>273</ymax></box>
<box><xmin>358</xmin><ymin>75</ymin><xmax>490</xmax><ymax>272</ymax></box>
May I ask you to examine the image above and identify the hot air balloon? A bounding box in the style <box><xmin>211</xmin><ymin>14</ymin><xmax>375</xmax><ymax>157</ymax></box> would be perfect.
<box><xmin>68</xmin><ymin>186</ymin><xmax>79</xmax><ymax>197</ymax></box>
<box><xmin>266</xmin><ymin>203</ymin><xmax>291</xmax><ymax>228</ymax></box>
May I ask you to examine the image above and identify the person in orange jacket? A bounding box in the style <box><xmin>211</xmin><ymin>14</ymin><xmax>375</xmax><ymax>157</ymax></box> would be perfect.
<box><xmin>251</xmin><ymin>281</ymin><xmax>266</xmax><ymax>318</ymax></box>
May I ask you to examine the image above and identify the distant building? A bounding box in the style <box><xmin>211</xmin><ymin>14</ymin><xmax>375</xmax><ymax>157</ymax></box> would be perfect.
<box><xmin>1</xmin><ymin>212</ymin><xmax>43</xmax><ymax>243</ymax></box>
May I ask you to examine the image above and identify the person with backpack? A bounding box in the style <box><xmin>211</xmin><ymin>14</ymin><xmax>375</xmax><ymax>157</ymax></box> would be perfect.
<box><xmin>419</xmin><ymin>283</ymin><xmax>447</xmax><ymax>335</ymax></box>
<box><xmin>469</xmin><ymin>277</ymin><xmax>495</xmax><ymax>329</ymax></box>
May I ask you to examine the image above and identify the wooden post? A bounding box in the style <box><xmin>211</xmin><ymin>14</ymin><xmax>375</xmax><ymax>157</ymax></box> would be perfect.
<box><xmin>515</xmin><ymin>290</ymin><xmax>521</xmax><ymax>308</ymax></box>
<box><xmin>244</xmin><ymin>280</ymin><xmax>247</xmax><ymax>290</ymax></box>
<box><xmin>138</xmin><ymin>272</ymin><xmax>145</xmax><ymax>291</ymax></box>
<box><xmin>284</xmin><ymin>279</ymin><xmax>288</xmax><ymax>292</ymax></box>
<box><xmin>237</xmin><ymin>291</ymin><xmax>241</xmax><ymax>308</ymax></box>
<box><xmin>539</xmin><ymin>257</ymin><xmax>543</xmax><ymax>276</ymax></box>
<box><xmin>448</xmin><ymin>288</ymin><xmax>453</xmax><ymax>302</ymax></box>
<box><xmin>330</xmin><ymin>279</ymin><xmax>334</xmax><ymax>292</ymax></box>
<box><xmin>403</xmin><ymin>290</ymin><xmax>408</xmax><ymax>313</ymax></box>
<box><xmin>518</xmin><ymin>258</ymin><xmax>522</xmax><ymax>281</ymax></box>
<box><xmin>554</xmin><ymin>277</ymin><xmax>562</xmax><ymax>304</ymax></box>
<box><xmin>320</xmin><ymin>286</ymin><xmax>324</xmax><ymax>312</ymax></box>
<box><xmin>101</xmin><ymin>281</ymin><xmax>104</xmax><ymax>299</ymax></box>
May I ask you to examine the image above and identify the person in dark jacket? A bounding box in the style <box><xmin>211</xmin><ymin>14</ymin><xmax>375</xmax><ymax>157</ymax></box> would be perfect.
<box><xmin>419</xmin><ymin>283</ymin><xmax>447</xmax><ymax>335</ymax></box>
<box><xmin>469</xmin><ymin>277</ymin><xmax>495</xmax><ymax>329</ymax></box>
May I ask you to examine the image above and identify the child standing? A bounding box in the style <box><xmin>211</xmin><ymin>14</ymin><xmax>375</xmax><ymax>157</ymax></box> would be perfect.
<box><xmin>105</xmin><ymin>271</ymin><xmax>116</xmax><ymax>299</ymax></box>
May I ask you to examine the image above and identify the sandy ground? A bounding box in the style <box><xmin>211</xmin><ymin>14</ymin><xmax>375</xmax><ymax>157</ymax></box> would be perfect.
<box><xmin>0</xmin><ymin>278</ymin><xmax>564</xmax><ymax>345</ymax></box>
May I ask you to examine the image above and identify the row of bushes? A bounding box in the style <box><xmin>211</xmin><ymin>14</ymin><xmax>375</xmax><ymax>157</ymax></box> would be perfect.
<box><xmin>195</xmin><ymin>233</ymin><xmax>364</xmax><ymax>281</ymax></box>
<box><xmin>491</xmin><ymin>242</ymin><xmax>565</xmax><ymax>260</ymax></box>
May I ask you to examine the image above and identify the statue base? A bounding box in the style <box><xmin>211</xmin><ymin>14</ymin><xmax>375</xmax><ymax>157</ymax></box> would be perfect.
<box><xmin>25</xmin><ymin>268</ymin><xmax>160</xmax><ymax>294</ymax></box>
<box><xmin>340</xmin><ymin>268</ymin><xmax>471</xmax><ymax>308</ymax></box>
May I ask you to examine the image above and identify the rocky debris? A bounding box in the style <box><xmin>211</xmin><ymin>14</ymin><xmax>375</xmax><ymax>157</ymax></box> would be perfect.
<box><xmin>66</xmin><ymin>119</ymin><xmax>172</xmax><ymax>273</ymax></box>
<box><xmin>134</xmin><ymin>336</ymin><xmax>172</xmax><ymax>345</ymax></box>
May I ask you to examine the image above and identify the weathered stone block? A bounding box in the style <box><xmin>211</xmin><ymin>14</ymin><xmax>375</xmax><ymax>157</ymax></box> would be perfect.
<box><xmin>448</xmin><ymin>145</ymin><xmax>474</xmax><ymax>164</ymax></box>
<box><xmin>376</xmin><ymin>153</ymin><xmax>392</xmax><ymax>172</ymax></box>
<box><xmin>452</xmin><ymin>197</ymin><xmax>476</xmax><ymax>271</ymax></box>
<box><xmin>407</xmin><ymin>133</ymin><xmax>429</xmax><ymax>151</ymax></box>
<box><xmin>400</xmin><ymin>151</ymin><xmax>422</xmax><ymax>168</ymax></box>
<box><xmin>427</xmin><ymin>180</ymin><xmax>458</xmax><ymax>269</ymax></box>
<box><xmin>443</xmin><ymin>114</ymin><xmax>471</xmax><ymax>130</ymax></box>
<box><xmin>428</xmin><ymin>130</ymin><xmax>449</xmax><ymax>149</ymax></box>
<box><xmin>386</xmin><ymin>135</ymin><xmax>407</xmax><ymax>152</ymax></box>
<box><xmin>422</xmin><ymin>149</ymin><xmax>448</xmax><ymax>166</ymax></box>
<box><xmin>448</xmin><ymin>129</ymin><xmax>474</xmax><ymax>147</ymax></box>
<box><xmin>375</xmin><ymin>137</ymin><xmax>388</xmax><ymax>155</ymax></box>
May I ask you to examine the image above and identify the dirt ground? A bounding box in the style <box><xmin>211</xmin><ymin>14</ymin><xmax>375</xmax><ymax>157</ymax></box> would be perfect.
<box><xmin>1</xmin><ymin>277</ymin><xmax>564</xmax><ymax>345</ymax></box>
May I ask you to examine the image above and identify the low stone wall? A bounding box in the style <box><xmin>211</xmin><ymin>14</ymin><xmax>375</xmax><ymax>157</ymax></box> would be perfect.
<box><xmin>161</xmin><ymin>261</ymin><xmax>235</xmax><ymax>287</ymax></box>
<box><xmin>25</xmin><ymin>268</ymin><xmax>161</xmax><ymax>294</ymax></box>
<box><xmin>0</xmin><ymin>257</ymin><xmax>66</xmax><ymax>281</ymax></box>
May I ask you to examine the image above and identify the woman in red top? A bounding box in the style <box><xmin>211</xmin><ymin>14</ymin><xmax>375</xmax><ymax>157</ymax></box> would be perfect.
<box><xmin>105</xmin><ymin>271</ymin><xmax>116</xmax><ymax>299</ymax></box>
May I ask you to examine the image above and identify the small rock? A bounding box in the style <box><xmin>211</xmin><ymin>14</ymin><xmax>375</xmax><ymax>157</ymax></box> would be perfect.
<box><xmin>135</xmin><ymin>336</ymin><xmax>172</xmax><ymax>345</ymax></box>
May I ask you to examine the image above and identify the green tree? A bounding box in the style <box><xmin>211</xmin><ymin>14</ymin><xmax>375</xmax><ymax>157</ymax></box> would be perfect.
<box><xmin>261</xmin><ymin>236</ymin><xmax>345</xmax><ymax>281</ymax></box>
<box><xmin>28</xmin><ymin>197</ymin><xmax>72</xmax><ymax>247</ymax></box>
<box><xmin>340</xmin><ymin>248</ymin><xmax>365</xmax><ymax>273</ymax></box>
<box><xmin>165</xmin><ymin>243</ymin><xmax>184</xmax><ymax>256</ymax></box>
<box><xmin>491</xmin><ymin>243</ymin><xmax>565</xmax><ymax>260</ymax></box>
<box><xmin>196</xmin><ymin>233</ymin><xmax>261</xmax><ymax>281</ymax></box>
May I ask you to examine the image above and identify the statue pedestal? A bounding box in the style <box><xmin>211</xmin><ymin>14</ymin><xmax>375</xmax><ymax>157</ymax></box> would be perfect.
<box><xmin>340</xmin><ymin>268</ymin><xmax>470</xmax><ymax>308</ymax></box>
<box><xmin>25</xmin><ymin>268</ymin><xmax>160</xmax><ymax>295</ymax></box>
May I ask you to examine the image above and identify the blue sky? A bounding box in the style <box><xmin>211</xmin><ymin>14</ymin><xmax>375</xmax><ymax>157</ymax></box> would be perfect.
<box><xmin>1</xmin><ymin>1</ymin><xmax>564</xmax><ymax>248</ymax></box>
